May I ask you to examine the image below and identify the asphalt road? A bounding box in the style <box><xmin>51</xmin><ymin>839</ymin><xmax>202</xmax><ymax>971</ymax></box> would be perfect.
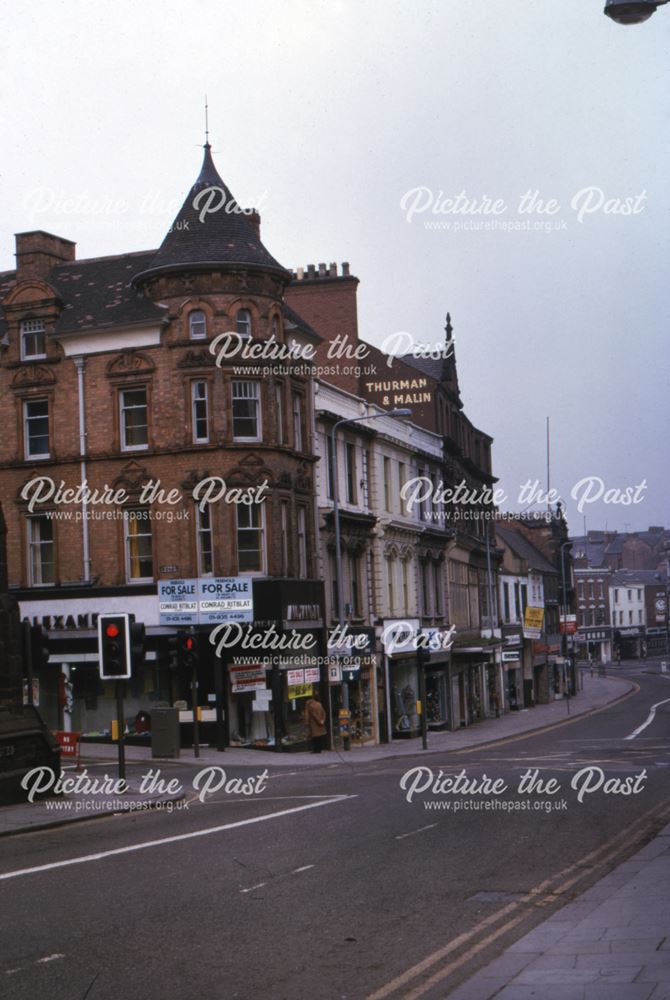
<box><xmin>1</xmin><ymin>661</ymin><xmax>669</xmax><ymax>1000</ymax></box>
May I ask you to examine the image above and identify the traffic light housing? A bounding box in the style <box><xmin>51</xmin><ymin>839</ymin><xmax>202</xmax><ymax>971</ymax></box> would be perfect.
<box><xmin>177</xmin><ymin>629</ymin><xmax>200</xmax><ymax>672</ymax></box>
<box><xmin>31</xmin><ymin>625</ymin><xmax>50</xmax><ymax>670</ymax></box>
<box><xmin>167</xmin><ymin>635</ymin><xmax>179</xmax><ymax>672</ymax></box>
<box><xmin>98</xmin><ymin>613</ymin><xmax>132</xmax><ymax>679</ymax></box>
<box><xmin>130</xmin><ymin>619</ymin><xmax>146</xmax><ymax>671</ymax></box>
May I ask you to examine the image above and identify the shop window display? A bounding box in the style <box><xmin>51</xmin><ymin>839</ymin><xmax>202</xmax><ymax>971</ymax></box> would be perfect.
<box><xmin>426</xmin><ymin>672</ymin><xmax>449</xmax><ymax>730</ymax></box>
<box><xmin>348</xmin><ymin>666</ymin><xmax>375</xmax><ymax>744</ymax></box>
<box><xmin>392</xmin><ymin>661</ymin><xmax>419</xmax><ymax>735</ymax></box>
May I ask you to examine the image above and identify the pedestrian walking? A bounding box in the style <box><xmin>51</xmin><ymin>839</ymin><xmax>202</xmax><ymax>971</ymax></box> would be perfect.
<box><xmin>305</xmin><ymin>690</ymin><xmax>327</xmax><ymax>753</ymax></box>
<box><xmin>491</xmin><ymin>690</ymin><xmax>500</xmax><ymax>718</ymax></box>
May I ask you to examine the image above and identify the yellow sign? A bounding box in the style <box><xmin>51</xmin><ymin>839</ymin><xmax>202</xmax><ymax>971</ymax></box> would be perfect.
<box><xmin>524</xmin><ymin>607</ymin><xmax>545</xmax><ymax>630</ymax></box>
<box><xmin>287</xmin><ymin>683</ymin><xmax>313</xmax><ymax>700</ymax></box>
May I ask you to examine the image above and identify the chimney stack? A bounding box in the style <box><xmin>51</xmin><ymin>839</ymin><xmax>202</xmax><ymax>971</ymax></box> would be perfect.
<box><xmin>15</xmin><ymin>231</ymin><xmax>76</xmax><ymax>280</ymax></box>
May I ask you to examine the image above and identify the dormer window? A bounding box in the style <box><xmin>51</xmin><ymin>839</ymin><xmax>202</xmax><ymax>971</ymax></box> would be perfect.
<box><xmin>189</xmin><ymin>310</ymin><xmax>207</xmax><ymax>340</ymax></box>
<box><xmin>21</xmin><ymin>319</ymin><xmax>46</xmax><ymax>360</ymax></box>
<box><xmin>236</xmin><ymin>309</ymin><xmax>252</xmax><ymax>339</ymax></box>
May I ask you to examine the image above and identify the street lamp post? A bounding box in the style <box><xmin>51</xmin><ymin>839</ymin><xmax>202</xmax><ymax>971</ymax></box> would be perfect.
<box><xmin>604</xmin><ymin>0</ymin><xmax>669</xmax><ymax>24</ymax></box>
<box><xmin>559</xmin><ymin>540</ymin><xmax>573</xmax><ymax>707</ymax></box>
<box><xmin>331</xmin><ymin>407</ymin><xmax>412</xmax><ymax>750</ymax></box>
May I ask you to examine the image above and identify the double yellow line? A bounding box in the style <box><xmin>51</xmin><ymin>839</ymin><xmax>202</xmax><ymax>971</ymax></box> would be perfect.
<box><xmin>367</xmin><ymin>795</ymin><xmax>670</xmax><ymax>1000</ymax></box>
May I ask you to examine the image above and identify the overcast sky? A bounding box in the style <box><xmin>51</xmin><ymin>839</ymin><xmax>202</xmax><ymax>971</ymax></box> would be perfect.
<box><xmin>1</xmin><ymin>0</ymin><xmax>668</xmax><ymax>534</ymax></box>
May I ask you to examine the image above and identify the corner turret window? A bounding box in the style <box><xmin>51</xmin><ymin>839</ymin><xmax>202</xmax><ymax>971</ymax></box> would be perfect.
<box><xmin>232</xmin><ymin>380</ymin><xmax>261</xmax><ymax>441</ymax></box>
<box><xmin>189</xmin><ymin>310</ymin><xmax>207</xmax><ymax>340</ymax></box>
<box><xmin>21</xmin><ymin>318</ymin><xmax>46</xmax><ymax>360</ymax></box>
<box><xmin>236</xmin><ymin>309</ymin><xmax>252</xmax><ymax>339</ymax></box>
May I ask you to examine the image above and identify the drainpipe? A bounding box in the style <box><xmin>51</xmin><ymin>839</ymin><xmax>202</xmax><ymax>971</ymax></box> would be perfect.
<box><xmin>74</xmin><ymin>356</ymin><xmax>91</xmax><ymax>582</ymax></box>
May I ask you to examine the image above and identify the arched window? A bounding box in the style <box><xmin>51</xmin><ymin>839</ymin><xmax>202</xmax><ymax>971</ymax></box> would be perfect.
<box><xmin>189</xmin><ymin>310</ymin><xmax>207</xmax><ymax>340</ymax></box>
<box><xmin>236</xmin><ymin>309</ymin><xmax>252</xmax><ymax>339</ymax></box>
<box><xmin>271</xmin><ymin>315</ymin><xmax>280</xmax><ymax>338</ymax></box>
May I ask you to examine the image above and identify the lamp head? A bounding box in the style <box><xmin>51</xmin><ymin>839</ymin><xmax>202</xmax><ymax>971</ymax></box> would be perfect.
<box><xmin>604</xmin><ymin>1</ymin><xmax>661</xmax><ymax>24</ymax></box>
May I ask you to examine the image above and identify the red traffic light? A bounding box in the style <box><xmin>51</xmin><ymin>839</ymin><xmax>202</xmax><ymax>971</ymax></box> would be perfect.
<box><xmin>184</xmin><ymin>637</ymin><xmax>195</xmax><ymax>651</ymax></box>
<box><xmin>105</xmin><ymin>623</ymin><xmax>120</xmax><ymax>638</ymax></box>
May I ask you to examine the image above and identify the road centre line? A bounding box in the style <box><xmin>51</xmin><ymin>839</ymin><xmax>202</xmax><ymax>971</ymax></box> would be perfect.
<box><xmin>366</xmin><ymin>796</ymin><xmax>670</xmax><ymax>1000</ymax></box>
<box><xmin>395</xmin><ymin>824</ymin><xmax>438</xmax><ymax>840</ymax></box>
<box><xmin>625</xmin><ymin>697</ymin><xmax>670</xmax><ymax>740</ymax></box>
<box><xmin>0</xmin><ymin>795</ymin><xmax>356</xmax><ymax>883</ymax></box>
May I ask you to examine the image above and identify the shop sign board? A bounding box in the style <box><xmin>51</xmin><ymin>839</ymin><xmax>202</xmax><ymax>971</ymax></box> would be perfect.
<box><xmin>159</xmin><ymin>577</ymin><xmax>253</xmax><ymax>626</ymax></box>
<box><xmin>560</xmin><ymin>614</ymin><xmax>578</xmax><ymax>635</ymax></box>
<box><xmin>158</xmin><ymin>579</ymin><xmax>199</xmax><ymax>625</ymax></box>
<box><xmin>342</xmin><ymin>661</ymin><xmax>361</xmax><ymax>683</ymax></box>
<box><xmin>198</xmin><ymin>577</ymin><xmax>253</xmax><ymax>624</ymax></box>
<box><xmin>287</xmin><ymin>683</ymin><xmax>312</xmax><ymax>699</ymax></box>
<box><xmin>523</xmin><ymin>607</ymin><xmax>544</xmax><ymax>640</ymax></box>
<box><xmin>230</xmin><ymin>664</ymin><xmax>267</xmax><ymax>693</ymax></box>
<box><xmin>502</xmin><ymin>651</ymin><xmax>521</xmax><ymax>662</ymax></box>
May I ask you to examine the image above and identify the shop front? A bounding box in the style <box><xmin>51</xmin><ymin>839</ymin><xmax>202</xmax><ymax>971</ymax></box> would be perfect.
<box><xmin>577</xmin><ymin>626</ymin><xmax>612</xmax><ymax>665</ymax></box>
<box><xmin>326</xmin><ymin>627</ymin><xmax>378</xmax><ymax>747</ymax></box>
<box><xmin>615</xmin><ymin>626</ymin><xmax>644</xmax><ymax>660</ymax></box>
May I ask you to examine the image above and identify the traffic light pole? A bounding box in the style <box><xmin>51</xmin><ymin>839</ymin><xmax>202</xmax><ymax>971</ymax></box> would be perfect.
<box><xmin>21</xmin><ymin>622</ymin><xmax>34</xmax><ymax>706</ymax></box>
<box><xmin>191</xmin><ymin>666</ymin><xmax>200</xmax><ymax>759</ymax></box>
<box><xmin>418</xmin><ymin>645</ymin><xmax>428</xmax><ymax>751</ymax></box>
<box><xmin>116</xmin><ymin>681</ymin><xmax>126</xmax><ymax>782</ymax></box>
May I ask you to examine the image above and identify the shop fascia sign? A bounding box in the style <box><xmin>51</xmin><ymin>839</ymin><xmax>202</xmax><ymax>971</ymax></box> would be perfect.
<box><xmin>380</xmin><ymin>619</ymin><xmax>456</xmax><ymax>656</ymax></box>
<box><xmin>502</xmin><ymin>651</ymin><xmax>521</xmax><ymax>662</ymax></box>
<box><xmin>158</xmin><ymin>577</ymin><xmax>253</xmax><ymax>626</ymax></box>
<box><xmin>327</xmin><ymin>623</ymin><xmax>373</xmax><ymax>658</ymax></box>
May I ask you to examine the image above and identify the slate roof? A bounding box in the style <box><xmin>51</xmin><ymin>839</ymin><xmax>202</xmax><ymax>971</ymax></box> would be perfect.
<box><xmin>496</xmin><ymin>524</ymin><xmax>558</xmax><ymax>575</ymax></box>
<box><xmin>0</xmin><ymin>254</ymin><xmax>321</xmax><ymax>341</ymax></box>
<box><xmin>50</xmin><ymin>251</ymin><xmax>166</xmax><ymax>334</ymax></box>
<box><xmin>611</xmin><ymin>569</ymin><xmax>668</xmax><ymax>586</ymax></box>
<box><xmin>132</xmin><ymin>144</ymin><xmax>289</xmax><ymax>283</ymax></box>
<box><xmin>397</xmin><ymin>353</ymin><xmax>447</xmax><ymax>381</ymax></box>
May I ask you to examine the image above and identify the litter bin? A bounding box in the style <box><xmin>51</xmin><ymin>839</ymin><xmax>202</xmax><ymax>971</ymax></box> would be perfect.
<box><xmin>151</xmin><ymin>707</ymin><xmax>180</xmax><ymax>758</ymax></box>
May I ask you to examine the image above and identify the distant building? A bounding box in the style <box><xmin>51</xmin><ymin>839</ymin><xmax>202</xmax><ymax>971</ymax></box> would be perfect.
<box><xmin>572</xmin><ymin>528</ymin><xmax>670</xmax><ymax>659</ymax></box>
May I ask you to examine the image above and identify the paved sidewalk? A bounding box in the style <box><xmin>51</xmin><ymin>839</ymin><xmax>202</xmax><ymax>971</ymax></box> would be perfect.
<box><xmin>0</xmin><ymin>672</ymin><xmax>633</xmax><ymax>837</ymax></box>
<box><xmin>0</xmin><ymin>778</ymin><xmax>185</xmax><ymax>837</ymax></box>
<box><xmin>447</xmin><ymin>824</ymin><xmax>670</xmax><ymax>1000</ymax></box>
<box><xmin>76</xmin><ymin>671</ymin><xmax>634</xmax><ymax>769</ymax></box>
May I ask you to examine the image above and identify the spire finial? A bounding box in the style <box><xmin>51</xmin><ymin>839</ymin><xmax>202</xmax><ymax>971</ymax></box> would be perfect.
<box><xmin>204</xmin><ymin>95</ymin><xmax>210</xmax><ymax>147</ymax></box>
<box><xmin>445</xmin><ymin>312</ymin><xmax>453</xmax><ymax>340</ymax></box>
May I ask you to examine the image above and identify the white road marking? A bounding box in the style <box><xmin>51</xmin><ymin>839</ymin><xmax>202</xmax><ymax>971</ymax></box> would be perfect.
<box><xmin>292</xmin><ymin>864</ymin><xmax>315</xmax><ymax>874</ymax></box>
<box><xmin>625</xmin><ymin>698</ymin><xmax>670</xmax><ymax>740</ymax></box>
<box><xmin>395</xmin><ymin>824</ymin><xmax>438</xmax><ymax>841</ymax></box>
<box><xmin>36</xmin><ymin>954</ymin><xmax>65</xmax><ymax>964</ymax></box>
<box><xmin>240</xmin><ymin>882</ymin><xmax>267</xmax><ymax>893</ymax></box>
<box><xmin>0</xmin><ymin>795</ymin><xmax>356</xmax><ymax>883</ymax></box>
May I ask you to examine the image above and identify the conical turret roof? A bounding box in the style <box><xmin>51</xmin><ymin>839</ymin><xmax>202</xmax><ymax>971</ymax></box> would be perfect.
<box><xmin>134</xmin><ymin>144</ymin><xmax>288</xmax><ymax>283</ymax></box>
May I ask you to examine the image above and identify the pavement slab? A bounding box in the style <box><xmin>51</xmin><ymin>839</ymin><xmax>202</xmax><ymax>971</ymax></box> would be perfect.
<box><xmin>446</xmin><ymin>835</ymin><xmax>670</xmax><ymax>999</ymax></box>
